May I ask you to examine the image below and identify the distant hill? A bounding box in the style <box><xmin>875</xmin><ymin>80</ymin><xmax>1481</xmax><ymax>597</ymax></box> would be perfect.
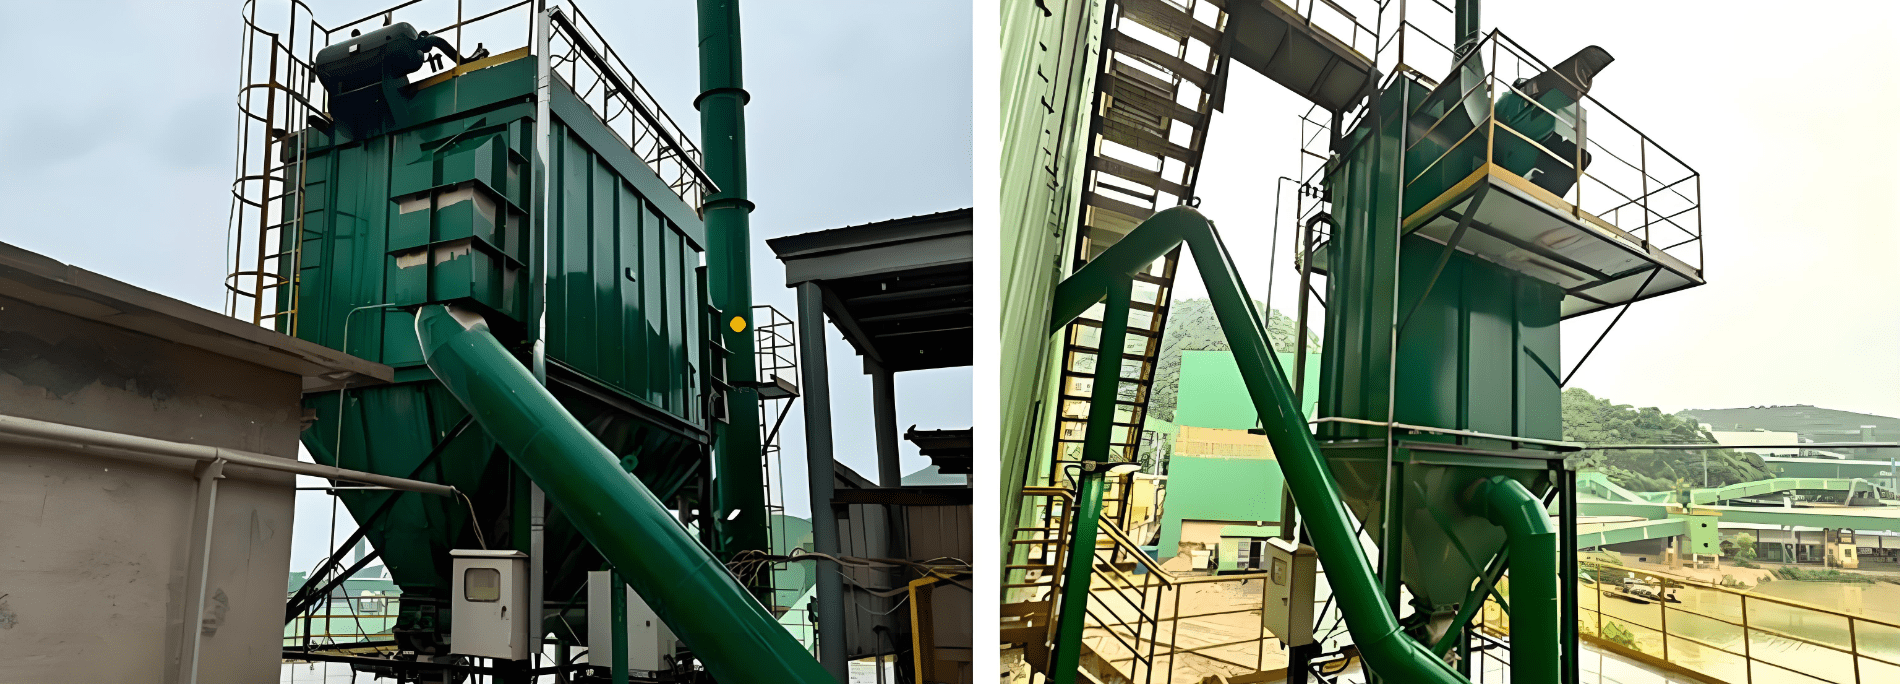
<box><xmin>1564</xmin><ymin>388</ymin><xmax>1770</xmax><ymax>491</ymax></box>
<box><xmin>1676</xmin><ymin>405</ymin><xmax>1900</xmax><ymax>460</ymax></box>
<box><xmin>1148</xmin><ymin>298</ymin><xmax>1318</xmax><ymax>423</ymax></box>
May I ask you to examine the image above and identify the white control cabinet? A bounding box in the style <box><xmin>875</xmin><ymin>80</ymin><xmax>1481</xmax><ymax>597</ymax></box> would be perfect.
<box><xmin>451</xmin><ymin>550</ymin><xmax>531</xmax><ymax>660</ymax></box>
<box><xmin>1261</xmin><ymin>538</ymin><xmax>1317</xmax><ymax>647</ymax></box>
<box><xmin>587</xmin><ymin>570</ymin><xmax>677</xmax><ymax>672</ymax></box>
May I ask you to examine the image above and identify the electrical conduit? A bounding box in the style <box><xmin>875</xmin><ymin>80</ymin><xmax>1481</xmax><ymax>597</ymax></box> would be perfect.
<box><xmin>415</xmin><ymin>304</ymin><xmax>831</xmax><ymax>684</ymax></box>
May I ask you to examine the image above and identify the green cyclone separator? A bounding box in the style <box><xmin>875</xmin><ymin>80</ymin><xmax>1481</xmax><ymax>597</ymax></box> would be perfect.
<box><xmin>1050</xmin><ymin>206</ymin><xmax>1473</xmax><ymax>684</ymax></box>
<box><xmin>415</xmin><ymin>303</ymin><xmax>833</xmax><ymax>684</ymax></box>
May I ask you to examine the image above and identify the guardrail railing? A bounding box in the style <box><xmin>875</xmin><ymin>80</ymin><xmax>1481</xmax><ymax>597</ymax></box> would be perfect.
<box><xmin>1399</xmin><ymin>30</ymin><xmax>1701</xmax><ymax>269</ymax></box>
<box><xmin>1474</xmin><ymin>560</ymin><xmax>1900</xmax><ymax>684</ymax></box>
<box><xmin>227</xmin><ymin>0</ymin><xmax>713</xmax><ymax>331</ymax></box>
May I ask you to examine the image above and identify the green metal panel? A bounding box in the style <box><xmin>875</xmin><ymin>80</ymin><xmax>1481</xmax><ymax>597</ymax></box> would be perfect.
<box><xmin>288</xmin><ymin>54</ymin><xmax>706</xmax><ymax>418</ymax></box>
<box><xmin>1177</xmin><ymin>350</ymin><xmax>1321</xmax><ymax>429</ymax></box>
<box><xmin>1673</xmin><ymin>513</ymin><xmax>1720</xmax><ymax>555</ymax></box>
<box><xmin>1320</xmin><ymin>79</ymin><xmax>1564</xmax><ymax>447</ymax></box>
<box><xmin>1310</xmin><ymin>76</ymin><xmax>1571</xmax><ymax>638</ymax></box>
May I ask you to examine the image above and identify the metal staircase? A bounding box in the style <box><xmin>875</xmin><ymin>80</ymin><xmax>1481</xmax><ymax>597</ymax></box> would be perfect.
<box><xmin>1050</xmin><ymin>0</ymin><xmax>1229</xmax><ymax>531</ymax></box>
<box><xmin>1002</xmin><ymin>487</ymin><xmax>1169</xmax><ymax>684</ymax></box>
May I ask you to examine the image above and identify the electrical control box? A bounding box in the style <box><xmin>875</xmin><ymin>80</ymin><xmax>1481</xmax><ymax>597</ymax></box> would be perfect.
<box><xmin>587</xmin><ymin>570</ymin><xmax>678</xmax><ymax>672</ymax></box>
<box><xmin>1262</xmin><ymin>538</ymin><xmax>1317</xmax><ymax>647</ymax></box>
<box><xmin>451</xmin><ymin>550</ymin><xmax>530</xmax><ymax>660</ymax></box>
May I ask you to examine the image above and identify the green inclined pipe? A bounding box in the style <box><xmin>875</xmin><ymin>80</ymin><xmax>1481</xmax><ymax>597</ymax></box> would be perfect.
<box><xmin>1468</xmin><ymin>476</ymin><xmax>1560</xmax><ymax>684</ymax></box>
<box><xmin>415</xmin><ymin>304</ymin><xmax>831</xmax><ymax>684</ymax></box>
<box><xmin>1049</xmin><ymin>207</ymin><xmax>1473</xmax><ymax>684</ymax></box>
<box><xmin>696</xmin><ymin>0</ymin><xmax>771</xmax><ymax>575</ymax></box>
<box><xmin>1047</xmin><ymin>278</ymin><xmax>1133</xmax><ymax>684</ymax></box>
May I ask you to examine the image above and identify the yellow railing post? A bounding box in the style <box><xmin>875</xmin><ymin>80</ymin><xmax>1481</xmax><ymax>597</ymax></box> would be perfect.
<box><xmin>1659</xmin><ymin>596</ymin><xmax>1669</xmax><ymax>662</ymax></box>
<box><xmin>1741</xmin><ymin>594</ymin><xmax>1752</xmax><ymax>684</ymax></box>
<box><xmin>1849</xmin><ymin>617</ymin><xmax>1860</xmax><ymax>684</ymax></box>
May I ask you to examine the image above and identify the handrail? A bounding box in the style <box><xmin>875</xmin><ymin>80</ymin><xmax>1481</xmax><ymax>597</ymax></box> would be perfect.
<box><xmin>1049</xmin><ymin>206</ymin><xmax>1474</xmax><ymax>684</ymax></box>
<box><xmin>0</xmin><ymin>414</ymin><xmax>452</xmax><ymax>496</ymax></box>
<box><xmin>1473</xmin><ymin>559</ymin><xmax>1900</xmax><ymax>684</ymax></box>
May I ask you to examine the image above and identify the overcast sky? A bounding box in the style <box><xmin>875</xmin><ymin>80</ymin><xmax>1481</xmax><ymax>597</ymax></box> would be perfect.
<box><xmin>0</xmin><ymin>0</ymin><xmax>970</xmax><ymax>572</ymax></box>
<box><xmin>1188</xmin><ymin>0</ymin><xmax>1900</xmax><ymax>422</ymax></box>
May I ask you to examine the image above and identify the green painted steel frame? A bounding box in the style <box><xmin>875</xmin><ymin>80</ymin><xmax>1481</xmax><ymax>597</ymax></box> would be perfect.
<box><xmin>1046</xmin><ymin>206</ymin><xmax>1474</xmax><ymax>684</ymax></box>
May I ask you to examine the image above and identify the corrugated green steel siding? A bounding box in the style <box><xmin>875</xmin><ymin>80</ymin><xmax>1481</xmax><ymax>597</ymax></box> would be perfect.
<box><xmin>1318</xmin><ymin>81</ymin><xmax>1405</xmax><ymax>441</ymax></box>
<box><xmin>285</xmin><ymin>56</ymin><xmax>706</xmax><ymax>426</ymax></box>
<box><xmin>545</xmin><ymin>118</ymin><xmax>703</xmax><ymax>422</ymax></box>
<box><xmin>1000</xmin><ymin>0</ymin><xmax>1107</xmax><ymax>560</ymax></box>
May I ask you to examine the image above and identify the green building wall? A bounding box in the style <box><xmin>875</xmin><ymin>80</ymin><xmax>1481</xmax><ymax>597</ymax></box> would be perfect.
<box><xmin>999</xmin><ymin>0</ymin><xmax>1105</xmax><ymax>559</ymax></box>
<box><xmin>1155</xmin><ymin>455</ymin><xmax>1286</xmax><ymax>561</ymax></box>
<box><xmin>1176</xmin><ymin>350</ymin><xmax>1322</xmax><ymax>430</ymax></box>
<box><xmin>1153</xmin><ymin>350</ymin><xmax>1319</xmax><ymax>560</ymax></box>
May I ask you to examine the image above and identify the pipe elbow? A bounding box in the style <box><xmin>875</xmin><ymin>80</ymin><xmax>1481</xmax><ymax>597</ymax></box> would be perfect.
<box><xmin>1469</xmin><ymin>475</ymin><xmax>1555</xmax><ymax>537</ymax></box>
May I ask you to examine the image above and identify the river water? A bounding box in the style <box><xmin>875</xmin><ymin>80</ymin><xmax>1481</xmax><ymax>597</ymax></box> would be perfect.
<box><xmin>1587</xmin><ymin>576</ymin><xmax>1900</xmax><ymax>683</ymax></box>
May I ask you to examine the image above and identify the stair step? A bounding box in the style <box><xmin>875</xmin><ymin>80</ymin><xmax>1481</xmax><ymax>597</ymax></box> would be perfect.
<box><xmin>1107</xmin><ymin>29</ymin><xmax>1214</xmax><ymax>88</ymax></box>
<box><xmin>1121</xmin><ymin>0</ymin><xmax>1222</xmax><ymax>46</ymax></box>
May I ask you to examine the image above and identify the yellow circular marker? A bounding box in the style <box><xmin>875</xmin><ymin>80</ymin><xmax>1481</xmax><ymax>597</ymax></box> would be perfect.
<box><xmin>729</xmin><ymin>315</ymin><xmax>747</xmax><ymax>333</ymax></box>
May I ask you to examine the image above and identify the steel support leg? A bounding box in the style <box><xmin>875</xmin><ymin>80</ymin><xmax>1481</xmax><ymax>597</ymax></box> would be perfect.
<box><xmin>176</xmin><ymin>458</ymin><xmax>226</xmax><ymax>684</ymax></box>
<box><xmin>1049</xmin><ymin>279</ymin><xmax>1132</xmax><ymax>684</ymax></box>
<box><xmin>870</xmin><ymin>359</ymin><xmax>902</xmax><ymax>487</ymax></box>
<box><xmin>796</xmin><ymin>282</ymin><xmax>848</xmax><ymax>683</ymax></box>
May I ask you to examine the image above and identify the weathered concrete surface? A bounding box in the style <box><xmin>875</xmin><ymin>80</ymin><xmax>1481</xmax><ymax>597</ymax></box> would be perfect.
<box><xmin>0</xmin><ymin>242</ymin><xmax>390</xmax><ymax>683</ymax></box>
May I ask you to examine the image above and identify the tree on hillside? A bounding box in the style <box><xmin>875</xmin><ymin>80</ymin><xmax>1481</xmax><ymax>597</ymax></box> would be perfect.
<box><xmin>1563</xmin><ymin>387</ymin><xmax>1771</xmax><ymax>491</ymax></box>
<box><xmin>1147</xmin><ymin>298</ymin><xmax>1318</xmax><ymax>422</ymax></box>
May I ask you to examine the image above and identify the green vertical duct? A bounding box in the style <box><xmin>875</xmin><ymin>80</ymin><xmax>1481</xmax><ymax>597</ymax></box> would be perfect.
<box><xmin>416</xmin><ymin>304</ymin><xmax>830</xmax><ymax>684</ymax></box>
<box><xmin>1049</xmin><ymin>207</ymin><xmax>1470</xmax><ymax>684</ymax></box>
<box><xmin>1469</xmin><ymin>476</ymin><xmax>1558</xmax><ymax>684</ymax></box>
<box><xmin>696</xmin><ymin>0</ymin><xmax>771</xmax><ymax>575</ymax></box>
<box><xmin>1455</xmin><ymin>0</ymin><xmax>1481</xmax><ymax>54</ymax></box>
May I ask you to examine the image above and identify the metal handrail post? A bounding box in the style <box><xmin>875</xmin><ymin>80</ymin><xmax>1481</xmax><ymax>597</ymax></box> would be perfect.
<box><xmin>1850</xmin><ymin>617</ymin><xmax>1860</xmax><ymax>684</ymax></box>
<box><xmin>1742</xmin><ymin>594</ymin><xmax>1752</xmax><ymax>684</ymax></box>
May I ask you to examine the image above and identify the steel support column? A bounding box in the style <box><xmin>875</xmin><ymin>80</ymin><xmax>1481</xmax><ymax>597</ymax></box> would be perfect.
<box><xmin>176</xmin><ymin>458</ymin><xmax>226</xmax><ymax>684</ymax></box>
<box><xmin>528</xmin><ymin>6</ymin><xmax>556</xmax><ymax>675</ymax></box>
<box><xmin>796</xmin><ymin>282</ymin><xmax>848</xmax><ymax>683</ymax></box>
<box><xmin>1048</xmin><ymin>278</ymin><xmax>1133</xmax><ymax>684</ymax></box>
<box><xmin>870</xmin><ymin>358</ymin><xmax>902</xmax><ymax>487</ymax></box>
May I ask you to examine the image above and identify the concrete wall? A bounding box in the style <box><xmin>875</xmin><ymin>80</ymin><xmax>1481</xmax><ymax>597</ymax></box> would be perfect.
<box><xmin>0</xmin><ymin>293</ymin><xmax>303</xmax><ymax>684</ymax></box>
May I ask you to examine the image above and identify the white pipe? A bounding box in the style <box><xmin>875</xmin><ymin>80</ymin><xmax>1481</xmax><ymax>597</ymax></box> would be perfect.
<box><xmin>0</xmin><ymin>413</ymin><xmax>454</xmax><ymax>497</ymax></box>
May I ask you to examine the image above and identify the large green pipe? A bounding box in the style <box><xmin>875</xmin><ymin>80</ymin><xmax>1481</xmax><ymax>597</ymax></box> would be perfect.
<box><xmin>415</xmin><ymin>304</ymin><xmax>830</xmax><ymax>684</ymax></box>
<box><xmin>696</xmin><ymin>0</ymin><xmax>771</xmax><ymax>571</ymax></box>
<box><xmin>1469</xmin><ymin>476</ymin><xmax>1559</xmax><ymax>684</ymax></box>
<box><xmin>1051</xmin><ymin>207</ymin><xmax>1471</xmax><ymax>684</ymax></box>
